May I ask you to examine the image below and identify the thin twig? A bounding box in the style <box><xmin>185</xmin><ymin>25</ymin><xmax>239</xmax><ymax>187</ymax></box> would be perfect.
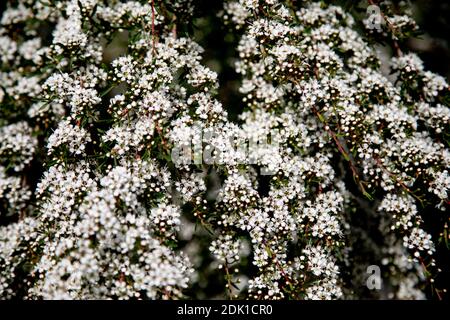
<box><xmin>367</xmin><ymin>0</ymin><xmax>403</xmax><ymax>57</ymax></box>
<box><xmin>373</xmin><ymin>155</ymin><xmax>422</xmax><ymax>202</ymax></box>
<box><xmin>311</xmin><ymin>106</ymin><xmax>370</xmax><ymax>198</ymax></box>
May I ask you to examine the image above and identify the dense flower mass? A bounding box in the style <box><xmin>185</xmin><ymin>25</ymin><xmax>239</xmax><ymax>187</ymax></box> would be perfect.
<box><xmin>0</xmin><ymin>0</ymin><xmax>449</xmax><ymax>300</ymax></box>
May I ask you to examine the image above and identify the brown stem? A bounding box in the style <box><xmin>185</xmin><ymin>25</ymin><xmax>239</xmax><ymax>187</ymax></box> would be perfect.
<box><xmin>262</xmin><ymin>240</ymin><xmax>301</xmax><ymax>299</ymax></box>
<box><xmin>172</xmin><ymin>15</ymin><xmax>177</xmax><ymax>38</ymax></box>
<box><xmin>311</xmin><ymin>106</ymin><xmax>369</xmax><ymax>197</ymax></box>
<box><xmin>151</xmin><ymin>0</ymin><xmax>156</xmax><ymax>55</ymax></box>
<box><xmin>223</xmin><ymin>259</ymin><xmax>234</xmax><ymax>300</ymax></box>
<box><xmin>373</xmin><ymin>155</ymin><xmax>422</xmax><ymax>202</ymax></box>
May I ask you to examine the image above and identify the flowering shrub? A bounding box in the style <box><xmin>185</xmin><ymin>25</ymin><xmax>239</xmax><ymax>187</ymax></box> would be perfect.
<box><xmin>0</xmin><ymin>0</ymin><xmax>448</xmax><ymax>300</ymax></box>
